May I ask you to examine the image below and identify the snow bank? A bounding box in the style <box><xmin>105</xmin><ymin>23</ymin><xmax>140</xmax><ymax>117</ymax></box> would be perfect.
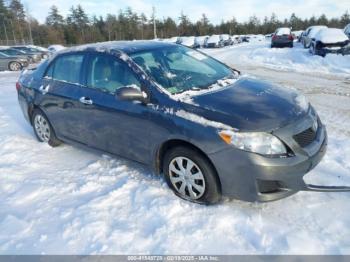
<box><xmin>203</xmin><ymin>41</ymin><xmax>350</xmax><ymax>76</ymax></box>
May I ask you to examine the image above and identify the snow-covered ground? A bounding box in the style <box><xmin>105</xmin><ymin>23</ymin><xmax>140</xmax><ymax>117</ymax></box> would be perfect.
<box><xmin>203</xmin><ymin>40</ymin><xmax>350</xmax><ymax>76</ymax></box>
<box><xmin>1</xmin><ymin>40</ymin><xmax>350</xmax><ymax>255</ymax></box>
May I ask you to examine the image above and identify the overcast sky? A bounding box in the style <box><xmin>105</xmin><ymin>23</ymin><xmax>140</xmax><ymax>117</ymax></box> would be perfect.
<box><xmin>22</xmin><ymin>0</ymin><xmax>349</xmax><ymax>24</ymax></box>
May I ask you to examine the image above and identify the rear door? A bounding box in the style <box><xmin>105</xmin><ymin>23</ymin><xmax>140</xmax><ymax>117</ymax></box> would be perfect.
<box><xmin>40</xmin><ymin>52</ymin><xmax>88</xmax><ymax>143</ymax></box>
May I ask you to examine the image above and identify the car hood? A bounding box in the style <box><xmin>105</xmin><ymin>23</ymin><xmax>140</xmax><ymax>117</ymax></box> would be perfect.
<box><xmin>180</xmin><ymin>77</ymin><xmax>308</xmax><ymax>131</ymax></box>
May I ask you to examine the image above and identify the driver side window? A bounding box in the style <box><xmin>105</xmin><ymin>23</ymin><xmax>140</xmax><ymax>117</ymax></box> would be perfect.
<box><xmin>87</xmin><ymin>54</ymin><xmax>141</xmax><ymax>94</ymax></box>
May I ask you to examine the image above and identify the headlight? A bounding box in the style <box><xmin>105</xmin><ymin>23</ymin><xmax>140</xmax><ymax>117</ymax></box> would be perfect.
<box><xmin>219</xmin><ymin>130</ymin><xmax>287</xmax><ymax>155</ymax></box>
<box><xmin>295</xmin><ymin>93</ymin><xmax>309</xmax><ymax>112</ymax></box>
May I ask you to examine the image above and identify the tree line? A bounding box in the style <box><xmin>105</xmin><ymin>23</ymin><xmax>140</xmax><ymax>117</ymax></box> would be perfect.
<box><xmin>1</xmin><ymin>0</ymin><xmax>349</xmax><ymax>46</ymax></box>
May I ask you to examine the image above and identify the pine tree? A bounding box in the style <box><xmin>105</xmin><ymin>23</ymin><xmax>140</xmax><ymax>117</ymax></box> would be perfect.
<box><xmin>8</xmin><ymin>0</ymin><xmax>26</xmax><ymax>42</ymax></box>
<box><xmin>46</xmin><ymin>5</ymin><xmax>64</xmax><ymax>28</ymax></box>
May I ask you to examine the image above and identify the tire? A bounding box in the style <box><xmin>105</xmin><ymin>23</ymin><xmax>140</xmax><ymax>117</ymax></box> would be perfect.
<box><xmin>8</xmin><ymin>61</ymin><xmax>22</xmax><ymax>71</ymax></box>
<box><xmin>163</xmin><ymin>146</ymin><xmax>221</xmax><ymax>204</ymax></box>
<box><xmin>32</xmin><ymin>109</ymin><xmax>62</xmax><ymax>147</ymax></box>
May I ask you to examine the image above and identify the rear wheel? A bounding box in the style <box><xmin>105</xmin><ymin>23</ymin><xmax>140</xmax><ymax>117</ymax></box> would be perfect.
<box><xmin>32</xmin><ymin>109</ymin><xmax>61</xmax><ymax>147</ymax></box>
<box><xmin>163</xmin><ymin>146</ymin><xmax>221</xmax><ymax>204</ymax></box>
<box><xmin>8</xmin><ymin>61</ymin><xmax>22</xmax><ymax>71</ymax></box>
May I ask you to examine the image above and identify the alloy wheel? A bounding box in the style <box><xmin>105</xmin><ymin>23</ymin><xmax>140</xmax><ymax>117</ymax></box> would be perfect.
<box><xmin>34</xmin><ymin>114</ymin><xmax>51</xmax><ymax>142</ymax></box>
<box><xmin>10</xmin><ymin>62</ymin><xmax>21</xmax><ymax>71</ymax></box>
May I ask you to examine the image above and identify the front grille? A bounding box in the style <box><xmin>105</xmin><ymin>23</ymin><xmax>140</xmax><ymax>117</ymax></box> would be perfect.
<box><xmin>293</xmin><ymin>127</ymin><xmax>317</xmax><ymax>147</ymax></box>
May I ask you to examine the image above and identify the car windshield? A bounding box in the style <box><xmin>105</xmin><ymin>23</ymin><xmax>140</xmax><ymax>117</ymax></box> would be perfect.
<box><xmin>130</xmin><ymin>45</ymin><xmax>235</xmax><ymax>94</ymax></box>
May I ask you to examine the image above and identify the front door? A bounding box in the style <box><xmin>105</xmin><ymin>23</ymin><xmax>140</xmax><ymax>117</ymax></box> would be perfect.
<box><xmin>77</xmin><ymin>53</ymin><xmax>154</xmax><ymax>163</ymax></box>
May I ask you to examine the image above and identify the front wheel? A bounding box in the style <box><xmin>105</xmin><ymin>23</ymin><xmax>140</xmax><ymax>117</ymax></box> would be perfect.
<box><xmin>310</xmin><ymin>44</ymin><xmax>316</xmax><ymax>55</ymax></box>
<box><xmin>32</xmin><ymin>109</ymin><xmax>62</xmax><ymax>147</ymax></box>
<box><xmin>163</xmin><ymin>146</ymin><xmax>221</xmax><ymax>204</ymax></box>
<box><xmin>8</xmin><ymin>61</ymin><xmax>22</xmax><ymax>71</ymax></box>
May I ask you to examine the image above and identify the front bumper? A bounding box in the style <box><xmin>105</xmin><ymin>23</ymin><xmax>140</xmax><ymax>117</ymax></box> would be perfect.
<box><xmin>208</xmin><ymin>112</ymin><xmax>332</xmax><ymax>202</ymax></box>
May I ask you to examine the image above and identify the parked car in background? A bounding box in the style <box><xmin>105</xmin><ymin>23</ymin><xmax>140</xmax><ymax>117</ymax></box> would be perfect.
<box><xmin>17</xmin><ymin>41</ymin><xmax>329</xmax><ymax>204</ymax></box>
<box><xmin>220</xmin><ymin>34</ymin><xmax>233</xmax><ymax>46</ymax></box>
<box><xmin>29</xmin><ymin>45</ymin><xmax>49</xmax><ymax>57</ymax></box>
<box><xmin>195</xmin><ymin>36</ymin><xmax>209</xmax><ymax>47</ymax></box>
<box><xmin>292</xmin><ymin>30</ymin><xmax>304</xmax><ymax>42</ymax></box>
<box><xmin>0</xmin><ymin>52</ymin><xmax>28</xmax><ymax>71</ymax></box>
<box><xmin>240</xmin><ymin>35</ymin><xmax>250</xmax><ymax>42</ymax></box>
<box><xmin>309</xmin><ymin>28</ymin><xmax>350</xmax><ymax>56</ymax></box>
<box><xmin>301</xmin><ymin>25</ymin><xmax>328</xmax><ymax>48</ymax></box>
<box><xmin>344</xmin><ymin>23</ymin><xmax>350</xmax><ymax>39</ymax></box>
<box><xmin>11</xmin><ymin>46</ymin><xmax>43</xmax><ymax>63</ymax></box>
<box><xmin>205</xmin><ymin>35</ymin><xmax>224</xmax><ymax>48</ymax></box>
<box><xmin>271</xmin><ymin>28</ymin><xmax>294</xmax><ymax>48</ymax></box>
<box><xmin>47</xmin><ymin>45</ymin><xmax>66</xmax><ymax>55</ymax></box>
<box><xmin>179</xmin><ymin>36</ymin><xmax>200</xmax><ymax>48</ymax></box>
<box><xmin>231</xmin><ymin>35</ymin><xmax>241</xmax><ymax>44</ymax></box>
<box><xmin>0</xmin><ymin>47</ymin><xmax>32</xmax><ymax>63</ymax></box>
<box><xmin>265</xmin><ymin>33</ymin><xmax>273</xmax><ymax>39</ymax></box>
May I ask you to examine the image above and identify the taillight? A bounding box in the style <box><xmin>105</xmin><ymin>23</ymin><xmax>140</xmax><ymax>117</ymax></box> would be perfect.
<box><xmin>16</xmin><ymin>82</ymin><xmax>21</xmax><ymax>92</ymax></box>
<box><xmin>272</xmin><ymin>35</ymin><xmax>277</xmax><ymax>40</ymax></box>
<box><xmin>288</xmin><ymin>35</ymin><xmax>293</xmax><ymax>40</ymax></box>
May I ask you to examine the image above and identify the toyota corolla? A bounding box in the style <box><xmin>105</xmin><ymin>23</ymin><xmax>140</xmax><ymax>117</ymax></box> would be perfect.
<box><xmin>17</xmin><ymin>41</ymin><xmax>349</xmax><ymax>204</ymax></box>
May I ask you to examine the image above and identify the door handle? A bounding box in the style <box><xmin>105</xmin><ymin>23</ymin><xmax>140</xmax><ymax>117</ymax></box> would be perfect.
<box><xmin>79</xmin><ymin>97</ymin><xmax>93</xmax><ymax>105</ymax></box>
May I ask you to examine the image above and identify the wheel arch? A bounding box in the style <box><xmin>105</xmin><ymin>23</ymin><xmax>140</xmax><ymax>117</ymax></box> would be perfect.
<box><xmin>29</xmin><ymin>106</ymin><xmax>59</xmax><ymax>138</ymax></box>
<box><xmin>155</xmin><ymin>139</ymin><xmax>222</xmax><ymax>191</ymax></box>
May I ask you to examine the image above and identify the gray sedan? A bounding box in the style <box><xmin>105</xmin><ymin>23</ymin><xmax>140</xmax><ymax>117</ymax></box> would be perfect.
<box><xmin>0</xmin><ymin>48</ymin><xmax>33</xmax><ymax>63</ymax></box>
<box><xmin>0</xmin><ymin>52</ymin><xmax>28</xmax><ymax>71</ymax></box>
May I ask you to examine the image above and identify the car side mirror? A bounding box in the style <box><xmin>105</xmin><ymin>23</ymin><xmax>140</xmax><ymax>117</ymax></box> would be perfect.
<box><xmin>115</xmin><ymin>86</ymin><xmax>148</xmax><ymax>103</ymax></box>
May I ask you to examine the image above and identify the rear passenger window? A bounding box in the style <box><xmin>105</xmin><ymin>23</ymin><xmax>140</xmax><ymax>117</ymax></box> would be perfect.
<box><xmin>52</xmin><ymin>54</ymin><xmax>84</xmax><ymax>84</ymax></box>
<box><xmin>87</xmin><ymin>54</ymin><xmax>141</xmax><ymax>94</ymax></box>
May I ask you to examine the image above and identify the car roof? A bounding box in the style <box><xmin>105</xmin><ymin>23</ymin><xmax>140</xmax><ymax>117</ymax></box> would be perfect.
<box><xmin>61</xmin><ymin>40</ymin><xmax>178</xmax><ymax>55</ymax></box>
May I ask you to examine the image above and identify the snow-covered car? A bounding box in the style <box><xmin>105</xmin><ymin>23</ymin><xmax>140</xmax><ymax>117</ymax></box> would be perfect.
<box><xmin>220</xmin><ymin>34</ymin><xmax>233</xmax><ymax>46</ymax></box>
<box><xmin>179</xmin><ymin>36</ymin><xmax>200</xmax><ymax>48</ymax></box>
<box><xmin>205</xmin><ymin>35</ymin><xmax>224</xmax><ymax>48</ymax></box>
<box><xmin>301</xmin><ymin>25</ymin><xmax>328</xmax><ymax>48</ymax></box>
<box><xmin>309</xmin><ymin>28</ymin><xmax>350</xmax><ymax>57</ymax></box>
<box><xmin>231</xmin><ymin>35</ymin><xmax>241</xmax><ymax>44</ymax></box>
<box><xmin>195</xmin><ymin>36</ymin><xmax>209</xmax><ymax>47</ymax></box>
<box><xmin>292</xmin><ymin>30</ymin><xmax>304</xmax><ymax>42</ymax></box>
<box><xmin>344</xmin><ymin>23</ymin><xmax>350</xmax><ymax>39</ymax></box>
<box><xmin>240</xmin><ymin>35</ymin><xmax>250</xmax><ymax>42</ymax></box>
<box><xmin>47</xmin><ymin>45</ymin><xmax>66</xmax><ymax>55</ymax></box>
<box><xmin>271</xmin><ymin>28</ymin><xmax>294</xmax><ymax>48</ymax></box>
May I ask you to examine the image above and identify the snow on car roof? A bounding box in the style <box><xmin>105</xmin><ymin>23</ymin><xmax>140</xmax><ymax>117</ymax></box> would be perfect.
<box><xmin>314</xmin><ymin>28</ymin><xmax>349</xmax><ymax>44</ymax></box>
<box><xmin>308</xmin><ymin>26</ymin><xmax>328</xmax><ymax>38</ymax></box>
<box><xmin>276</xmin><ymin>28</ymin><xmax>291</xmax><ymax>35</ymax></box>
<box><xmin>60</xmin><ymin>40</ymin><xmax>178</xmax><ymax>55</ymax></box>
